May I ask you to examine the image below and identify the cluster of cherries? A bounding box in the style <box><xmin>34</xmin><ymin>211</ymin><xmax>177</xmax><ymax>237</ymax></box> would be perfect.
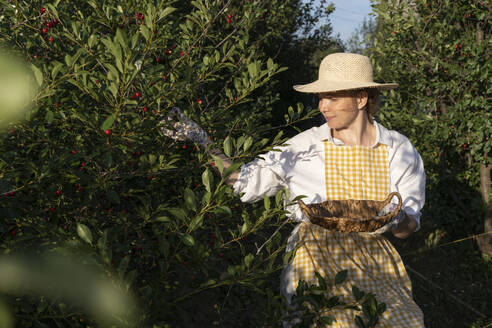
<box><xmin>40</xmin><ymin>7</ymin><xmax>59</xmax><ymax>43</ymax></box>
<box><xmin>136</xmin><ymin>12</ymin><xmax>145</xmax><ymax>24</ymax></box>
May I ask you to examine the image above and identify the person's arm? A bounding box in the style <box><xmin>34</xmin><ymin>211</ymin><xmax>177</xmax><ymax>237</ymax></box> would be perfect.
<box><xmin>391</xmin><ymin>214</ymin><xmax>419</xmax><ymax>239</ymax></box>
<box><xmin>389</xmin><ymin>137</ymin><xmax>426</xmax><ymax>239</ymax></box>
<box><xmin>207</xmin><ymin>150</ymin><xmax>238</xmax><ymax>186</ymax></box>
<box><xmin>160</xmin><ymin>107</ymin><xmax>287</xmax><ymax>200</ymax></box>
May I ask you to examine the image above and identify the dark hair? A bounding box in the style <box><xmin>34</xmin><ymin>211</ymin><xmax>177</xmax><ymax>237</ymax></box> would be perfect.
<box><xmin>363</xmin><ymin>88</ymin><xmax>380</xmax><ymax>123</ymax></box>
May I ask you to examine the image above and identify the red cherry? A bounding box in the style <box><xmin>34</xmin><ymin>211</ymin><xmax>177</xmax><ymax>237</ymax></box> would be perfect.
<box><xmin>40</xmin><ymin>7</ymin><xmax>46</xmax><ymax>13</ymax></box>
<box><xmin>135</xmin><ymin>92</ymin><xmax>141</xmax><ymax>98</ymax></box>
<box><xmin>56</xmin><ymin>189</ymin><xmax>61</xmax><ymax>195</ymax></box>
<box><xmin>80</xmin><ymin>162</ymin><xmax>85</xmax><ymax>167</ymax></box>
<box><xmin>131</xmin><ymin>95</ymin><xmax>136</xmax><ymax>99</ymax></box>
<box><xmin>155</xmin><ymin>57</ymin><xmax>161</xmax><ymax>63</ymax></box>
<box><xmin>9</xmin><ymin>192</ymin><xmax>15</xmax><ymax>196</ymax></box>
<box><xmin>48</xmin><ymin>37</ymin><xmax>54</xmax><ymax>42</ymax></box>
<box><xmin>49</xmin><ymin>207</ymin><xmax>55</xmax><ymax>212</ymax></box>
<box><xmin>226</xmin><ymin>18</ymin><xmax>231</xmax><ymax>24</ymax></box>
<box><xmin>179</xmin><ymin>51</ymin><xmax>185</xmax><ymax>57</ymax></box>
<box><xmin>210</xmin><ymin>161</ymin><xmax>215</xmax><ymax>167</ymax></box>
<box><xmin>182</xmin><ymin>145</ymin><xmax>187</xmax><ymax>149</ymax></box>
<box><xmin>197</xmin><ymin>98</ymin><xmax>203</xmax><ymax>104</ymax></box>
<box><xmin>143</xmin><ymin>107</ymin><xmax>148</xmax><ymax>112</ymax></box>
<box><xmin>72</xmin><ymin>149</ymin><xmax>77</xmax><ymax>154</ymax></box>
<box><xmin>105</xmin><ymin>129</ymin><xmax>111</xmax><ymax>135</ymax></box>
<box><xmin>33</xmin><ymin>55</ymin><xmax>38</xmax><ymax>59</ymax></box>
<box><xmin>227</xmin><ymin>14</ymin><xmax>232</xmax><ymax>19</ymax></box>
<box><xmin>42</xmin><ymin>28</ymin><xmax>48</xmax><ymax>34</ymax></box>
<box><xmin>11</xmin><ymin>230</ymin><xmax>17</xmax><ymax>236</ymax></box>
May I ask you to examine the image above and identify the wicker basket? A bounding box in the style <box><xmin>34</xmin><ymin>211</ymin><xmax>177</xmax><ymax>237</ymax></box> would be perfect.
<box><xmin>298</xmin><ymin>192</ymin><xmax>402</xmax><ymax>233</ymax></box>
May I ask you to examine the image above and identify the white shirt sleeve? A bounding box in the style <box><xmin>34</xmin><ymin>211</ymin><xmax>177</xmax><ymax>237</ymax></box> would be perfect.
<box><xmin>233</xmin><ymin>148</ymin><xmax>289</xmax><ymax>203</ymax></box>
<box><xmin>389</xmin><ymin>136</ymin><xmax>426</xmax><ymax>231</ymax></box>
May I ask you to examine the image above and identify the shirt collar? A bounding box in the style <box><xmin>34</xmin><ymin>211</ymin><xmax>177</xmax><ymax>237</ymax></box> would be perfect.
<box><xmin>315</xmin><ymin>121</ymin><xmax>393</xmax><ymax>148</ymax></box>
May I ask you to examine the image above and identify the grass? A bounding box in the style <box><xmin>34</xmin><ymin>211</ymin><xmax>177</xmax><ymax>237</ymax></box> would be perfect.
<box><xmin>390</xmin><ymin>216</ymin><xmax>492</xmax><ymax>328</ymax></box>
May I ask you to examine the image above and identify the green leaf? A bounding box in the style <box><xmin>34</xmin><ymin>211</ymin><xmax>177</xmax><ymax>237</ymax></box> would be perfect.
<box><xmin>214</xmin><ymin>206</ymin><xmax>232</xmax><ymax>216</ymax></box>
<box><xmin>334</xmin><ymin>269</ymin><xmax>348</xmax><ymax>285</ymax></box>
<box><xmin>140</xmin><ymin>25</ymin><xmax>151</xmax><ymax>41</ymax></box>
<box><xmin>155</xmin><ymin>216</ymin><xmax>170</xmax><ymax>222</ymax></box>
<box><xmin>244</xmin><ymin>253</ymin><xmax>254</xmax><ymax>268</ymax></box>
<box><xmin>180</xmin><ymin>233</ymin><xmax>195</xmax><ymax>246</ymax></box>
<box><xmin>243</xmin><ymin>136</ymin><xmax>253</xmax><ymax>151</ymax></box>
<box><xmin>211</xmin><ymin>154</ymin><xmax>224</xmax><ymax>174</ymax></box>
<box><xmin>51</xmin><ymin>61</ymin><xmax>63</xmax><ymax>79</ymax></box>
<box><xmin>101</xmin><ymin>115</ymin><xmax>115</xmax><ymax>130</ymax></box>
<box><xmin>76</xmin><ymin>223</ymin><xmax>93</xmax><ymax>245</ymax></box>
<box><xmin>248</xmin><ymin>62</ymin><xmax>257</xmax><ymax>78</ymax></box>
<box><xmin>158</xmin><ymin>7</ymin><xmax>177</xmax><ymax>21</ymax></box>
<box><xmin>355</xmin><ymin>315</ymin><xmax>366</xmax><ymax>328</ymax></box>
<box><xmin>88</xmin><ymin>34</ymin><xmax>98</xmax><ymax>48</ymax></box>
<box><xmin>188</xmin><ymin>214</ymin><xmax>204</xmax><ymax>232</ymax></box>
<box><xmin>184</xmin><ymin>188</ymin><xmax>197</xmax><ymax>211</ymax></box>
<box><xmin>45</xmin><ymin>110</ymin><xmax>54</xmax><ymax>123</ymax></box>
<box><xmin>202</xmin><ymin>168</ymin><xmax>213</xmax><ymax>193</ymax></box>
<box><xmin>223</xmin><ymin>136</ymin><xmax>232</xmax><ymax>157</ymax></box>
<box><xmin>352</xmin><ymin>285</ymin><xmax>363</xmax><ymax>301</ymax></box>
<box><xmin>166</xmin><ymin>208</ymin><xmax>187</xmax><ymax>221</ymax></box>
<box><xmin>115</xmin><ymin>28</ymin><xmax>128</xmax><ymax>49</ymax></box>
<box><xmin>263</xmin><ymin>195</ymin><xmax>270</xmax><ymax>210</ymax></box>
<box><xmin>30</xmin><ymin>64</ymin><xmax>43</xmax><ymax>86</ymax></box>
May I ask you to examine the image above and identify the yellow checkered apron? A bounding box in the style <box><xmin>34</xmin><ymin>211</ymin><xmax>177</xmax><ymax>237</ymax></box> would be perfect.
<box><xmin>291</xmin><ymin>141</ymin><xmax>424</xmax><ymax>327</ymax></box>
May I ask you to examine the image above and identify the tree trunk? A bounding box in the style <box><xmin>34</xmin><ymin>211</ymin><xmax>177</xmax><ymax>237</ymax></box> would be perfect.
<box><xmin>477</xmin><ymin>164</ymin><xmax>492</xmax><ymax>256</ymax></box>
<box><xmin>474</xmin><ymin>23</ymin><xmax>491</xmax><ymax>256</ymax></box>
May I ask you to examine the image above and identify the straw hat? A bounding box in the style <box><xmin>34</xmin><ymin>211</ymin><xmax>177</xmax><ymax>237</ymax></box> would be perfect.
<box><xmin>293</xmin><ymin>53</ymin><xmax>398</xmax><ymax>93</ymax></box>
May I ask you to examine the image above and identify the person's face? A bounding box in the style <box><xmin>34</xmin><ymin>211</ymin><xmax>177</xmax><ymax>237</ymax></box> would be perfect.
<box><xmin>318</xmin><ymin>90</ymin><xmax>368</xmax><ymax>129</ymax></box>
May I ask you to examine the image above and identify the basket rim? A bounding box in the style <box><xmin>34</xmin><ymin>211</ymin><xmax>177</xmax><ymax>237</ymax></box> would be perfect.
<box><xmin>298</xmin><ymin>192</ymin><xmax>402</xmax><ymax>222</ymax></box>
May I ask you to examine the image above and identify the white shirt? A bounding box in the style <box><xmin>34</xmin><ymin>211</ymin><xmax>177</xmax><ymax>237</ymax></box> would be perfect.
<box><xmin>233</xmin><ymin>121</ymin><xmax>426</xmax><ymax>231</ymax></box>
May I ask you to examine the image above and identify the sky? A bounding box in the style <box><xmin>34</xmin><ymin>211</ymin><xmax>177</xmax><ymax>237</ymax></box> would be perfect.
<box><xmin>326</xmin><ymin>0</ymin><xmax>374</xmax><ymax>42</ymax></box>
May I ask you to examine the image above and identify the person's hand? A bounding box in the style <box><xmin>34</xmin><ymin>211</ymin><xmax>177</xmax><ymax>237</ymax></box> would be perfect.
<box><xmin>160</xmin><ymin>107</ymin><xmax>212</xmax><ymax>147</ymax></box>
<box><xmin>373</xmin><ymin>203</ymin><xmax>405</xmax><ymax>234</ymax></box>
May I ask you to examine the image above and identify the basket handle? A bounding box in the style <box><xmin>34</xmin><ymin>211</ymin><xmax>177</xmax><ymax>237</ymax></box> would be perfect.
<box><xmin>297</xmin><ymin>199</ymin><xmax>315</xmax><ymax>219</ymax></box>
<box><xmin>381</xmin><ymin>192</ymin><xmax>402</xmax><ymax>213</ymax></box>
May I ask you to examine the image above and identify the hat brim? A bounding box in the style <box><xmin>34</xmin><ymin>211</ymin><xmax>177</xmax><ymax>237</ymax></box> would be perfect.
<box><xmin>293</xmin><ymin>80</ymin><xmax>398</xmax><ymax>93</ymax></box>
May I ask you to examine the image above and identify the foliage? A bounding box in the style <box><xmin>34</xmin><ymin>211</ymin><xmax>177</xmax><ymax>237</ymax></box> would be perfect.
<box><xmin>0</xmin><ymin>0</ymin><xmax>369</xmax><ymax>326</ymax></box>
<box><xmin>371</xmin><ymin>0</ymin><xmax>490</xmax><ymax>233</ymax></box>
<box><xmin>370</xmin><ymin>1</ymin><xmax>491</xmax><ymax>326</ymax></box>
<box><xmin>286</xmin><ymin>271</ymin><xmax>386</xmax><ymax>328</ymax></box>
